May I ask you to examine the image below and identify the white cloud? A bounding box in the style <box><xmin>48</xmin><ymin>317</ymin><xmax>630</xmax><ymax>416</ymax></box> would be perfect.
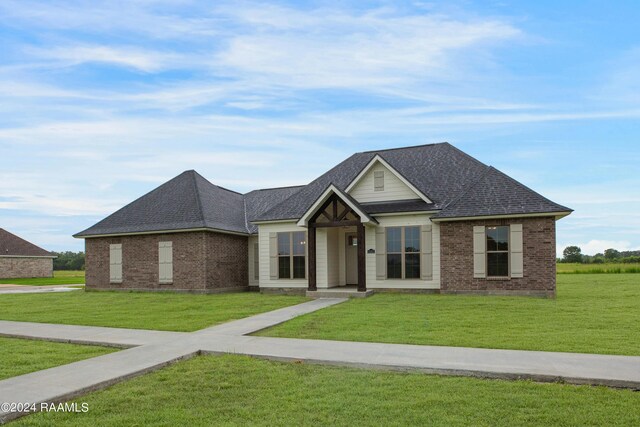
<box><xmin>29</xmin><ymin>45</ymin><xmax>182</xmax><ymax>73</ymax></box>
<box><xmin>215</xmin><ymin>8</ymin><xmax>520</xmax><ymax>89</ymax></box>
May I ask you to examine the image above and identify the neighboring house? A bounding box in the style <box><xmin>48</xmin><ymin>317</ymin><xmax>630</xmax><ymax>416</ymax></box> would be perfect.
<box><xmin>0</xmin><ymin>228</ymin><xmax>55</xmax><ymax>279</ymax></box>
<box><xmin>75</xmin><ymin>143</ymin><xmax>571</xmax><ymax>297</ymax></box>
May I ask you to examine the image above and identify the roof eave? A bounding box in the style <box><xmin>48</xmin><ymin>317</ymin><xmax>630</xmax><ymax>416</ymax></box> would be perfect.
<box><xmin>431</xmin><ymin>210</ymin><xmax>573</xmax><ymax>222</ymax></box>
<box><xmin>74</xmin><ymin>226</ymin><xmax>250</xmax><ymax>239</ymax></box>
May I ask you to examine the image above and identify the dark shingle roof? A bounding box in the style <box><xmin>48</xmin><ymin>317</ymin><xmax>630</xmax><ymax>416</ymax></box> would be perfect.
<box><xmin>255</xmin><ymin>143</ymin><xmax>489</xmax><ymax>221</ymax></box>
<box><xmin>0</xmin><ymin>228</ymin><xmax>53</xmax><ymax>257</ymax></box>
<box><xmin>434</xmin><ymin>166</ymin><xmax>571</xmax><ymax>219</ymax></box>
<box><xmin>244</xmin><ymin>186</ymin><xmax>305</xmax><ymax>233</ymax></box>
<box><xmin>74</xmin><ymin>170</ymin><xmax>248</xmax><ymax>237</ymax></box>
<box><xmin>75</xmin><ymin>142</ymin><xmax>571</xmax><ymax>237</ymax></box>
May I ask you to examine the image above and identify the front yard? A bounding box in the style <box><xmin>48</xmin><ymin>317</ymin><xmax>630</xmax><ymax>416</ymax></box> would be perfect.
<box><xmin>15</xmin><ymin>354</ymin><xmax>640</xmax><ymax>426</ymax></box>
<box><xmin>0</xmin><ymin>292</ymin><xmax>307</xmax><ymax>332</ymax></box>
<box><xmin>258</xmin><ymin>274</ymin><xmax>640</xmax><ymax>355</ymax></box>
<box><xmin>0</xmin><ymin>337</ymin><xmax>115</xmax><ymax>380</ymax></box>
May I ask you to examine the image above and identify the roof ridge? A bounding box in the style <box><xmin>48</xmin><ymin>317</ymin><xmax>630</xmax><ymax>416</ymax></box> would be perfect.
<box><xmin>190</xmin><ymin>171</ymin><xmax>207</xmax><ymax>226</ymax></box>
<box><xmin>245</xmin><ymin>184</ymin><xmax>306</xmax><ymax>193</ymax></box>
<box><xmin>442</xmin><ymin>142</ymin><xmax>489</xmax><ymax>168</ymax></box>
<box><xmin>440</xmin><ymin>165</ymin><xmax>493</xmax><ymax>212</ymax></box>
<box><xmin>359</xmin><ymin>142</ymin><xmax>442</xmax><ymax>154</ymax></box>
<box><xmin>242</xmin><ymin>196</ymin><xmax>250</xmax><ymax>233</ymax></box>
<box><xmin>487</xmin><ymin>166</ymin><xmax>573</xmax><ymax>212</ymax></box>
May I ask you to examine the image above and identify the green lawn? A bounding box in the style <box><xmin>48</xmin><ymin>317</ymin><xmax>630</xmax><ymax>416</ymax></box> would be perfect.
<box><xmin>258</xmin><ymin>274</ymin><xmax>640</xmax><ymax>355</ymax></box>
<box><xmin>0</xmin><ymin>291</ymin><xmax>307</xmax><ymax>332</ymax></box>
<box><xmin>557</xmin><ymin>263</ymin><xmax>640</xmax><ymax>274</ymax></box>
<box><xmin>0</xmin><ymin>337</ymin><xmax>115</xmax><ymax>381</ymax></box>
<box><xmin>15</xmin><ymin>355</ymin><xmax>640</xmax><ymax>426</ymax></box>
<box><xmin>0</xmin><ymin>270</ymin><xmax>85</xmax><ymax>286</ymax></box>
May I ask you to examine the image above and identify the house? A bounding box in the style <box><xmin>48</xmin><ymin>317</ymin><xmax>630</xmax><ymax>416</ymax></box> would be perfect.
<box><xmin>0</xmin><ymin>228</ymin><xmax>56</xmax><ymax>279</ymax></box>
<box><xmin>74</xmin><ymin>143</ymin><xmax>571</xmax><ymax>297</ymax></box>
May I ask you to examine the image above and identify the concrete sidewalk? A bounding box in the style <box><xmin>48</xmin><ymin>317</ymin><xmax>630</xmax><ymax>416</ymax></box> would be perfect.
<box><xmin>0</xmin><ymin>285</ymin><xmax>82</xmax><ymax>294</ymax></box>
<box><xmin>200</xmin><ymin>335</ymin><xmax>640</xmax><ymax>389</ymax></box>
<box><xmin>1</xmin><ymin>296</ymin><xmax>640</xmax><ymax>423</ymax></box>
<box><xmin>0</xmin><ymin>298</ymin><xmax>347</xmax><ymax>423</ymax></box>
<box><xmin>0</xmin><ymin>320</ymin><xmax>188</xmax><ymax>348</ymax></box>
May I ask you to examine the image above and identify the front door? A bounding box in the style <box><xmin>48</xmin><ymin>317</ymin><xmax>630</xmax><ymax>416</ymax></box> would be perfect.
<box><xmin>345</xmin><ymin>232</ymin><xmax>358</xmax><ymax>285</ymax></box>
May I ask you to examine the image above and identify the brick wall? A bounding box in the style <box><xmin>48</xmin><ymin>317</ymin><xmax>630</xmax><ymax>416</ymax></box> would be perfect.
<box><xmin>440</xmin><ymin>217</ymin><xmax>556</xmax><ymax>297</ymax></box>
<box><xmin>85</xmin><ymin>231</ymin><xmax>248</xmax><ymax>292</ymax></box>
<box><xmin>0</xmin><ymin>257</ymin><xmax>53</xmax><ymax>279</ymax></box>
<box><xmin>205</xmin><ymin>232</ymin><xmax>248</xmax><ymax>291</ymax></box>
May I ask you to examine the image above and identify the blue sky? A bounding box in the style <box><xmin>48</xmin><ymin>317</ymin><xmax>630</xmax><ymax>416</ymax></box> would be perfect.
<box><xmin>0</xmin><ymin>0</ymin><xmax>638</xmax><ymax>256</ymax></box>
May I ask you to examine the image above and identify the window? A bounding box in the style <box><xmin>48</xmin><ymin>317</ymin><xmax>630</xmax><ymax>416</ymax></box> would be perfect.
<box><xmin>386</xmin><ymin>226</ymin><xmax>420</xmax><ymax>279</ymax></box>
<box><xmin>374</xmin><ymin>171</ymin><xmax>384</xmax><ymax>191</ymax></box>
<box><xmin>278</xmin><ymin>231</ymin><xmax>306</xmax><ymax>279</ymax></box>
<box><xmin>158</xmin><ymin>241</ymin><xmax>173</xmax><ymax>284</ymax></box>
<box><xmin>253</xmin><ymin>242</ymin><xmax>259</xmax><ymax>280</ymax></box>
<box><xmin>486</xmin><ymin>226</ymin><xmax>509</xmax><ymax>277</ymax></box>
<box><xmin>109</xmin><ymin>244</ymin><xmax>122</xmax><ymax>283</ymax></box>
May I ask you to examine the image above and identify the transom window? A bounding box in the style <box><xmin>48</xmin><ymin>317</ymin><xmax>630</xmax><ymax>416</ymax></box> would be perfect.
<box><xmin>486</xmin><ymin>226</ymin><xmax>509</xmax><ymax>277</ymax></box>
<box><xmin>386</xmin><ymin>226</ymin><xmax>420</xmax><ymax>279</ymax></box>
<box><xmin>278</xmin><ymin>231</ymin><xmax>306</xmax><ymax>279</ymax></box>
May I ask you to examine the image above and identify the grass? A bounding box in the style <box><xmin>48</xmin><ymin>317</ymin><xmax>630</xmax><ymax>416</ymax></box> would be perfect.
<box><xmin>0</xmin><ymin>337</ymin><xmax>115</xmax><ymax>381</ymax></box>
<box><xmin>0</xmin><ymin>270</ymin><xmax>85</xmax><ymax>286</ymax></box>
<box><xmin>258</xmin><ymin>274</ymin><xmax>640</xmax><ymax>355</ymax></box>
<box><xmin>0</xmin><ymin>291</ymin><xmax>307</xmax><ymax>332</ymax></box>
<box><xmin>557</xmin><ymin>263</ymin><xmax>640</xmax><ymax>274</ymax></box>
<box><xmin>15</xmin><ymin>354</ymin><xmax>640</xmax><ymax>426</ymax></box>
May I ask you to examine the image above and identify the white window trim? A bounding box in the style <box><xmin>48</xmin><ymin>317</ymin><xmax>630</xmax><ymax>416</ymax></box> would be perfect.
<box><xmin>386</xmin><ymin>226</ymin><xmax>421</xmax><ymax>280</ymax></box>
<box><xmin>486</xmin><ymin>226</ymin><xmax>510</xmax><ymax>279</ymax></box>
<box><xmin>277</xmin><ymin>232</ymin><xmax>307</xmax><ymax>280</ymax></box>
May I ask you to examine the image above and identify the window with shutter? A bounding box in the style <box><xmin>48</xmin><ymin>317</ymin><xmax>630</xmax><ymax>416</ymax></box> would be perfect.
<box><xmin>276</xmin><ymin>232</ymin><xmax>307</xmax><ymax>279</ymax></box>
<box><xmin>486</xmin><ymin>226</ymin><xmax>509</xmax><ymax>277</ymax></box>
<box><xmin>385</xmin><ymin>226</ymin><xmax>421</xmax><ymax>279</ymax></box>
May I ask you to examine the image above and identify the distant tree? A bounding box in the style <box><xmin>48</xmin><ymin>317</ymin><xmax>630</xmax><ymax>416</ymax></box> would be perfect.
<box><xmin>562</xmin><ymin>246</ymin><xmax>583</xmax><ymax>263</ymax></box>
<box><xmin>52</xmin><ymin>251</ymin><xmax>85</xmax><ymax>270</ymax></box>
<box><xmin>604</xmin><ymin>248</ymin><xmax>621</xmax><ymax>261</ymax></box>
<box><xmin>592</xmin><ymin>255</ymin><xmax>605</xmax><ymax>264</ymax></box>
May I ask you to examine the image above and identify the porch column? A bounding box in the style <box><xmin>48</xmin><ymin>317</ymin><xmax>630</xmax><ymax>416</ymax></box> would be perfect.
<box><xmin>308</xmin><ymin>225</ymin><xmax>317</xmax><ymax>291</ymax></box>
<box><xmin>357</xmin><ymin>222</ymin><xmax>366</xmax><ymax>292</ymax></box>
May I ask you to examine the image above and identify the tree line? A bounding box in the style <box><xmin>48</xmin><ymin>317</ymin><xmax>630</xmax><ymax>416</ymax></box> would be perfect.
<box><xmin>560</xmin><ymin>247</ymin><xmax>640</xmax><ymax>264</ymax></box>
<box><xmin>52</xmin><ymin>251</ymin><xmax>85</xmax><ymax>270</ymax></box>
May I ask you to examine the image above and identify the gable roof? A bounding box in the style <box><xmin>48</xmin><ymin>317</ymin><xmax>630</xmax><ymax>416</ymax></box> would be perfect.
<box><xmin>296</xmin><ymin>183</ymin><xmax>378</xmax><ymax>227</ymax></box>
<box><xmin>75</xmin><ymin>142</ymin><xmax>571</xmax><ymax>238</ymax></box>
<box><xmin>0</xmin><ymin>228</ymin><xmax>54</xmax><ymax>257</ymax></box>
<box><xmin>345</xmin><ymin>154</ymin><xmax>432</xmax><ymax>203</ymax></box>
<box><xmin>255</xmin><ymin>142</ymin><xmax>491</xmax><ymax>221</ymax></box>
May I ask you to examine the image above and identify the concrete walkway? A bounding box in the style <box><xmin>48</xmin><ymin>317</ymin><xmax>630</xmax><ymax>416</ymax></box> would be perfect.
<box><xmin>0</xmin><ymin>298</ymin><xmax>346</xmax><ymax>423</ymax></box>
<box><xmin>1</xmin><ymin>296</ymin><xmax>640</xmax><ymax>423</ymax></box>
<box><xmin>0</xmin><ymin>285</ymin><xmax>82</xmax><ymax>295</ymax></box>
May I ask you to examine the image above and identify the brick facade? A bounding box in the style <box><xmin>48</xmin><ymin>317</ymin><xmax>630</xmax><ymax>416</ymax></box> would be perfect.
<box><xmin>85</xmin><ymin>231</ymin><xmax>248</xmax><ymax>293</ymax></box>
<box><xmin>0</xmin><ymin>257</ymin><xmax>53</xmax><ymax>279</ymax></box>
<box><xmin>440</xmin><ymin>217</ymin><xmax>556</xmax><ymax>297</ymax></box>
